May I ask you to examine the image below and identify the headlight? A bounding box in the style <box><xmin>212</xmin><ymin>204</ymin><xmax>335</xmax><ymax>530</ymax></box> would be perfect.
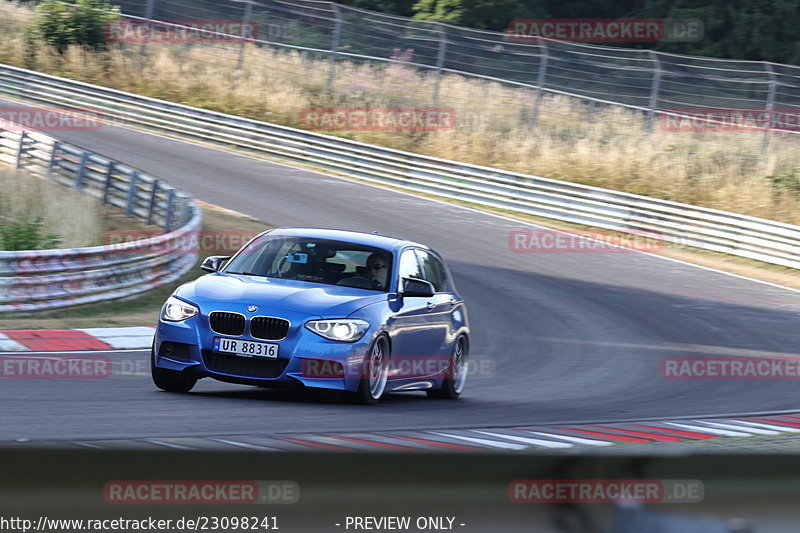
<box><xmin>161</xmin><ymin>296</ymin><xmax>199</xmax><ymax>322</ymax></box>
<box><xmin>305</xmin><ymin>319</ymin><xmax>369</xmax><ymax>342</ymax></box>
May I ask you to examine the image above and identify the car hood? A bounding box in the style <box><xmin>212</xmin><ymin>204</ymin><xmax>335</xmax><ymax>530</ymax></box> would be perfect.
<box><xmin>174</xmin><ymin>273</ymin><xmax>387</xmax><ymax>317</ymax></box>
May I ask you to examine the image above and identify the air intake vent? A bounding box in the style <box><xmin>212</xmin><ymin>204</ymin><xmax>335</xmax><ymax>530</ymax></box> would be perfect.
<box><xmin>209</xmin><ymin>311</ymin><xmax>245</xmax><ymax>336</ymax></box>
<box><xmin>251</xmin><ymin>316</ymin><xmax>290</xmax><ymax>340</ymax></box>
<box><xmin>159</xmin><ymin>341</ymin><xmax>192</xmax><ymax>361</ymax></box>
<box><xmin>203</xmin><ymin>351</ymin><xmax>288</xmax><ymax>378</ymax></box>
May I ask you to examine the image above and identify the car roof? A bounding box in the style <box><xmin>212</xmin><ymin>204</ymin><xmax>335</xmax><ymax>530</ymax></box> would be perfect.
<box><xmin>263</xmin><ymin>227</ymin><xmax>428</xmax><ymax>252</ymax></box>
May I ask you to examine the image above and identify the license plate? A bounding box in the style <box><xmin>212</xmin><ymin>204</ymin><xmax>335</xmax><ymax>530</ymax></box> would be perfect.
<box><xmin>213</xmin><ymin>337</ymin><xmax>279</xmax><ymax>359</ymax></box>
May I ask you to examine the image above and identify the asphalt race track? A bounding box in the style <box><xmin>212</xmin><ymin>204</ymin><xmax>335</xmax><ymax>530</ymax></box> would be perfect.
<box><xmin>2</xmin><ymin>97</ymin><xmax>800</xmax><ymax>443</ymax></box>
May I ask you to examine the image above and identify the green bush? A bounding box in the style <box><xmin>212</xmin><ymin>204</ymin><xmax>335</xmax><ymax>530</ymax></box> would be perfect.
<box><xmin>29</xmin><ymin>0</ymin><xmax>121</xmax><ymax>54</ymax></box>
<box><xmin>0</xmin><ymin>217</ymin><xmax>61</xmax><ymax>251</ymax></box>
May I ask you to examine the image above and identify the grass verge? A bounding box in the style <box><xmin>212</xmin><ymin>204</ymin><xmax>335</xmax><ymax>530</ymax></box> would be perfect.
<box><xmin>0</xmin><ymin>169</ymin><xmax>102</xmax><ymax>250</ymax></box>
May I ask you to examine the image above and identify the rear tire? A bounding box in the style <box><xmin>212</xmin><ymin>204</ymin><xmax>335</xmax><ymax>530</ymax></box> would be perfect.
<box><xmin>427</xmin><ymin>336</ymin><xmax>468</xmax><ymax>400</ymax></box>
<box><xmin>352</xmin><ymin>335</ymin><xmax>390</xmax><ymax>405</ymax></box>
<box><xmin>151</xmin><ymin>344</ymin><xmax>197</xmax><ymax>393</ymax></box>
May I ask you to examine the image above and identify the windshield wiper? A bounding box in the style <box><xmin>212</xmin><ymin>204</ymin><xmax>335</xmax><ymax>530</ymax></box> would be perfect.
<box><xmin>226</xmin><ymin>271</ymin><xmax>267</xmax><ymax>277</ymax></box>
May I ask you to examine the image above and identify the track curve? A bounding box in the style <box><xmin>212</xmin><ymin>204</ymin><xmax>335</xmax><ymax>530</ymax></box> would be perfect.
<box><xmin>1</xmin><ymin>98</ymin><xmax>800</xmax><ymax>442</ymax></box>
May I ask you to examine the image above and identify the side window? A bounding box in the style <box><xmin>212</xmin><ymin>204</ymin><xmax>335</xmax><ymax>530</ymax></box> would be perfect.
<box><xmin>415</xmin><ymin>250</ymin><xmax>449</xmax><ymax>292</ymax></box>
<box><xmin>397</xmin><ymin>249</ymin><xmax>423</xmax><ymax>282</ymax></box>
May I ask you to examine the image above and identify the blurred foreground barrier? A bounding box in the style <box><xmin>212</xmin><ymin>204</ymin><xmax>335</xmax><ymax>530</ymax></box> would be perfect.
<box><xmin>0</xmin><ymin>62</ymin><xmax>797</xmax><ymax>271</ymax></box>
<box><xmin>0</xmin><ymin>116</ymin><xmax>201</xmax><ymax>313</ymax></box>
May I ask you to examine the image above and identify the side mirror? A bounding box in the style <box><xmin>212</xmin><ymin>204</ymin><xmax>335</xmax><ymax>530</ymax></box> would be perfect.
<box><xmin>201</xmin><ymin>255</ymin><xmax>231</xmax><ymax>273</ymax></box>
<box><xmin>399</xmin><ymin>277</ymin><xmax>435</xmax><ymax>298</ymax></box>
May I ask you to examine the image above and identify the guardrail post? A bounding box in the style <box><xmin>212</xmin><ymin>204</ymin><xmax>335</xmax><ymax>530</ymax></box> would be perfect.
<box><xmin>47</xmin><ymin>142</ymin><xmax>60</xmax><ymax>177</ymax></box>
<box><xmin>102</xmin><ymin>161</ymin><xmax>115</xmax><ymax>204</ymax></box>
<box><xmin>234</xmin><ymin>0</ymin><xmax>255</xmax><ymax>82</ymax></box>
<box><xmin>182</xmin><ymin>198</ymin><xmax>192</xmax><ymax>227</ymax></box>
<box><xmin>125</xmin><ymin>171</ymin><xmax>140</xmax><ymax>217</ymax></box>
<box><xmin>761</xmin><ymin>63</ymin><xmax>777</xmax><ymax>156</ymax></box>
<box><xmin>175</xmin><ymin>197</ymin><xmax>189</xmax><ymax>228</ymax></box>
<box><xmin>13</xmin><ymin>131</ymin><xmax>27</xmax><ymax>170</ymax></box>
<box><xmin>147</xmin><ymin>179</ymin><xmax>160</xmax><ymax>225</ymax></box>
<box><xmin>326</xmin><ymin>3</ymin><xmax>342</xmax><ymax>95</ymax></box>
<box><xmin>531</xmin><ymin>39</ymin><xmax>549</xmax><ymax>129</ymax></box>
<box><xmin>431</xmin><ymin>24</ymin><xmax>448</xmax><ymax>108</ymax></box>
<box><xmin>74</xmin><ymin>152</ymin><xmax>90</xmax><ymax>190</ymax></box>
<box><xmin>646</xmin><ymin>51</ymin><xmax>663</xmax><ymax>133</ymax></box>
<box><xmin>164</xmin><ymin>189</ymin><xmax>176</xmax><ymax>230</ymax></box>
<box><xmin>139</xmin><ymin>0</ymin><xmax>157</xmax><ymax>58</ymax></box>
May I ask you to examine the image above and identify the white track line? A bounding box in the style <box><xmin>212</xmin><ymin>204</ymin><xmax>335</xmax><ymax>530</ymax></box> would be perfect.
<box><xmin>0</xmin><ymin>333</ymin><xmax>29</xmax><ymax>352</ymax></box>
<box><xmin>428</xmin><ymin>432</ymin><xmax>527</xmax><ymax>450</ymax></box>
<box><xmin>76</xmin><ymin>328</ymin><xmax>155</xmax><ymax>350</ymax></box>
<box><xmin>691</xmin><ymin>421</ymin><xmax>779</xmax><ymax>435</ymax></box>
<box><xmin>147</xmin><ymin>439</ymin><xmax>196</xmax><ymax>450</ymax></box>
<box><xmin>211</xmin><ymin>438</ymin><xmax>276</xmax><ymax>450</ymax></box>
<box><xmin>722</xmin><ymin>420</ymin><xmax>800</xmax><ymax>433</ymax></box>
<box><xmin>663</xmin><ymin>422</ymin><xmax>753</xmax><ymax>437</ymax></box>
<box><xmin>74</xmin><ymin>442</ymin><xmax>105</xmax><ymax>449</ymax></box>
<box><xmin>523</xmin><ymin>431</ymin><xmax>614</xmax><ymax>446</ymax></box>
<box><xmin>77</xmin><ymin>327</ymin><xmax>156</xmax><ymax>336</ymax></box>
<box><xmin>472</xmin><ymin>430</ymin><xmax>573</xmax><ymax>448</ymax></box>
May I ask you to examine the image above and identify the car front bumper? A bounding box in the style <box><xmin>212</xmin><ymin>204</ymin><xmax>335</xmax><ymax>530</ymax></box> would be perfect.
<box><xmin>154</xmin><ymin>312</ymin><xmax>376</xmax><ymax>393</ymax></box>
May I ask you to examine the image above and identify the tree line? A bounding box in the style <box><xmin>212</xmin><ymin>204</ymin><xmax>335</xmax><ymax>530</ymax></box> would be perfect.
<box><xmin>23</xmin><ymin>0</ymin><xmax>800</xmax><ymax>64</ymax></box>
<box><xmin>359</xmin><ymin>0</ymin><xmax>800</xmax><ymax>64</ymax></box>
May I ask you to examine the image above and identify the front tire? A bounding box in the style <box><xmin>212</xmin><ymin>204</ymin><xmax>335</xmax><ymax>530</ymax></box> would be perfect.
<box><xmin>428</xmin><ymin>336</ymin><xmax>468</xmax><ymax>399</ymax></box>
<box><xmin>352</xmin><ymin>335</ymin><xmax>390</xmax><ymax>405</ymax></box>
<box><xmin>151</xmin><ymin>344</ymin><xmax>197</xmax><ymax>393</ymax></box>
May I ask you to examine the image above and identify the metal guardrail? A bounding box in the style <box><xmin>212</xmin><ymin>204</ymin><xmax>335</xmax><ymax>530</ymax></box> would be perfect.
<box><xmin>0</xmin><ymin>114</ymin><xmax>202</xmax><ymax>313</ymax></box>
<box><xmin>0</xmin><ymin>62</ymin><xmax>798</xmax><ymax>271</ymax></box>
<box><xmin>106</xmin><ymin>0</ymin><xmax>800</xmax><ymax>148</ymax></box>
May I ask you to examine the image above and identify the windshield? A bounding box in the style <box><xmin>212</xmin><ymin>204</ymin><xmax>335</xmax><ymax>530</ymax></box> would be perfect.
<box><xmin>223</xmin><ymin>235</ymin><xmax>394</xmax><ymax>292</ymax></box>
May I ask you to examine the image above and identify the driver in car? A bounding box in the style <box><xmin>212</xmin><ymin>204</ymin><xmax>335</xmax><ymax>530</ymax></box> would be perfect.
<box><xmin>338</xmin><ymin>253</ymin><xmax>389</xmax><ymax>290</ymax></box>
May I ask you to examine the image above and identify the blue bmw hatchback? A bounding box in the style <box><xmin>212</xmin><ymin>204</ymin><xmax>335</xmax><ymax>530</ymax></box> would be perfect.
<box><xmin>152</xmin><ymin>228</ymin><xmax>470</xmax><ymax>404</ymax></box>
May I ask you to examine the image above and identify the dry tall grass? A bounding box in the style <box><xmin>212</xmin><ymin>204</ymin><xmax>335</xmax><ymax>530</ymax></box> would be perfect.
<box><xmin>0</xmin><ymin>169</ymin><xmax>102</xmax><ymax>249</ymax></box>
<box><xmin>2</xmin><ymin>3</ymin><xmax>799</xmax><ymax>224</ymax></box>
